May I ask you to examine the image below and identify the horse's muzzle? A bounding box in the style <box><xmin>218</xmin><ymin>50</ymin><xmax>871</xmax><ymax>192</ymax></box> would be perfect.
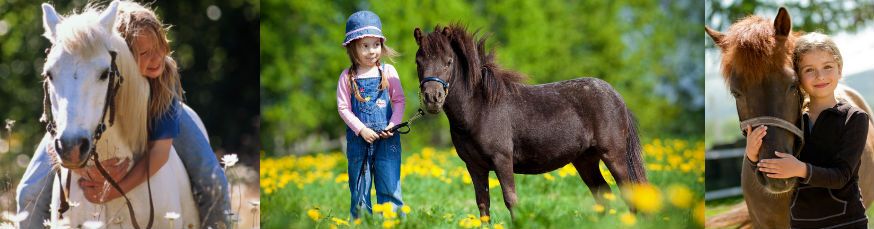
<box><xmin>56</xmin><ymin>135</ymin><xmax>92</xmax><ymax>168</ymax></box>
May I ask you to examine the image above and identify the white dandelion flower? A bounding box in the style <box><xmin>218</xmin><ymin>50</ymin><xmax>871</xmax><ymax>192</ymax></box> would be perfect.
<box><xmin>83</xmin><ymin>220</ymin><xmax>104</xmax><ymax>229</ymax></box>
<box><xmin>164</xmin><ymin>212</ymin><xmax>181</xmax><ymax>220</ymax></box>
<box><xmin>221</xmin><ymin>154</ymin><xmax>239</xmax><ymax>167</ymax></box>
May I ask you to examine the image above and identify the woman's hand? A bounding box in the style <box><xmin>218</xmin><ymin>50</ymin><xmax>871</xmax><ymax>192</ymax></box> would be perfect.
<box><xmin>758</xmin><ymin>151</ymin><xmax>808</xmax><ymax>179</ymax></box>
<box><xmin>378</xmin><ymin>124</ymin><xmax>395</xmax><ymax>139</ymax></box>
<box><xmin>72</xmin><ymin>158</ymin><xmax>130</xmax><ymax>184</ymax></box>
<box><xmin>360</xmin><ymin>128</ymin><xmax>379</xmax><ymax>143</ymax></box>
<box><xmin>74</xmin><ymin>158</ymin><xmax>130</xmax><ymax>203</ymax></box>
<box><xmin>745</xmin><ymin>125</ymin><xmax>767</xmax><ymax>162</ymax></box>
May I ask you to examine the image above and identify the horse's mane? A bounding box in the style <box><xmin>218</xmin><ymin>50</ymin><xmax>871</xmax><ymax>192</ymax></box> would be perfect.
<box><xmin>50</xmin><ymin>4</ymin><xmax>149</xmax><ymax>157</ymax></box>
<box><xmin>419</xmin><ymin>24</ymin><xmax>526</xmax><ymax>104</ymax></box>
<box><xmin>716</xmin><ymin>15</ymin><xmax>796</xmax><ymax>83</ymax></box>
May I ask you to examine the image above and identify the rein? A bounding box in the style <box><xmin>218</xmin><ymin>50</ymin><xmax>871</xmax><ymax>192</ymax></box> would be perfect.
<box><xmin>43</xmin><ymin>50</ymin><xmax>154</xmax><ymax>229</ymax></box>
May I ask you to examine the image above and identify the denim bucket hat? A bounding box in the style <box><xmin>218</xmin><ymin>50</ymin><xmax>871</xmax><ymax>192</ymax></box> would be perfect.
<box><xmin>343</xmin><ymin>11</ymin><xmax>385</xmax><ymax>46</ymax></box>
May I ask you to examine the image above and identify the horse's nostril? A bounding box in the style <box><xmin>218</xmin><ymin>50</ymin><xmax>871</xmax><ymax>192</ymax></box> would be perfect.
<box><xmin>79</xmin><ymin>138</ymin><xmax>90</xmax><ymax>156</ymax></box>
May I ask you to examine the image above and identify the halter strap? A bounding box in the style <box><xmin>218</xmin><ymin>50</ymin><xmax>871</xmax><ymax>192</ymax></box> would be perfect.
<box><xmin>420</xmin><ymin>77</ymin><xmax>449</xmax><ymax>90</ymax></box>
<box><xmin>739</xmin><ymin>116</ymin><xmax>805</xmax><ymax>156</ymax></box>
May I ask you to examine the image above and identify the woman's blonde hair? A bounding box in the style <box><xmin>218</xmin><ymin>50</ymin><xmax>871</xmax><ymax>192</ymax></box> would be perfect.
<box><xmin>793</xmin><ymin>32</ymin><xmax>843</xmax><ymax>74</ymax></box>
<box><xmin>115</xmin><ymin>2</ymin><xmax>184</xmax><ymax>122</ymax></box>
<box><xmin>345</xmin><ymin>39</ymin><xmax>399</xmax><ymax>102</ymax></box>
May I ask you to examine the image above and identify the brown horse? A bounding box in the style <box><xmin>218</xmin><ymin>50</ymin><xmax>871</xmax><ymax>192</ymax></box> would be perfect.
<box><xmin>705</xmin><ymin>7</ymin><xmax>874</xmax><ymax>228</ymax></box>
<box><xmin>412</xmin><ymin>24</ymin><xmax>648</xmax><ymax>219</ymax></box>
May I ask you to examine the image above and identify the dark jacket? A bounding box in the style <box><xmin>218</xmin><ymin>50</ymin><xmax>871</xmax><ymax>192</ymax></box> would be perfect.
<box><xmin>791</xmin><ymin>100</ymin><xmax>870</xmax><ymax>229</ymax></box>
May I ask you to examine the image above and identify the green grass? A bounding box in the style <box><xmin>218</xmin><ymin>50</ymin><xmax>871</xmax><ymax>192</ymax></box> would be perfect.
<box><xmin>261</xmin><ymin>139</ymin><xmax>705</xmax><ymax>228</ymax></box>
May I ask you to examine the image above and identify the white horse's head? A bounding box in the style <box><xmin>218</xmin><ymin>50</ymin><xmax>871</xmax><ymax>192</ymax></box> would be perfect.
<box><xmin>42</xmin><ymin>1</ymin><xmax>148</xmax><ymax>169</ymax></box>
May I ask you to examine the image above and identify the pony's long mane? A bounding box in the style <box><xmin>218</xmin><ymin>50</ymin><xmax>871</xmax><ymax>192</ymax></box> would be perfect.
<box><xmin>51</xmin><ymin>5</ymin><xmax>149</xmax><ymax>158</ymax></box>
<box><xmin>420</xmin><ymin>24</ymin><xmax>526</xmax><ymax>104</ymax></box>
<box><xmin>716</xmin><ymin>15</ymin><xmax>796</xmax><ymax>83</ymax></box>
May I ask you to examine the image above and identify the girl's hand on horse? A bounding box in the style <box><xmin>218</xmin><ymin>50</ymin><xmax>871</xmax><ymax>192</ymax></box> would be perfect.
<box><xmin>757</xmin><ymin>151</ymin><xmax>808</xmax><ymax>179</ymax></box>
<box><xmin>360</xmin><ymin>128</ymin><xmax>379</xmax><ymax>143</ymax></box>
<box><xmin>378</xmin><ymin>124</ymin><xmax>395</xmax><ymax>139</ymax></box>
<box><xmin>745</xmin><ymin>125</ymin><xmax>767</xmax><ymax>162</ymax></box>
<box><xmin>79</xmin><ymin>179</ymin><xmax>115</xmax><ymax>203</ymax></box>
<box><xmin>72</xmin><ymin>158</ymin><xmax>130</xmax><ymax>183</ymax></box>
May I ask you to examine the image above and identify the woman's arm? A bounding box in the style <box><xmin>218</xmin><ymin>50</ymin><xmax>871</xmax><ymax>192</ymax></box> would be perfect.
<box><xmin>79</xmin><ymin>139</ymin><xmax>172</xmax><ymax>203</ymax></box>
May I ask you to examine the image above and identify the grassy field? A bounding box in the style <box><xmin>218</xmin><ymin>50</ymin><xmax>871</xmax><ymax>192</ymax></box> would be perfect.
<box><xmin>261</xmin><ymin>138</ymin><xmax>705</xmax><ymax>228</ymax></box>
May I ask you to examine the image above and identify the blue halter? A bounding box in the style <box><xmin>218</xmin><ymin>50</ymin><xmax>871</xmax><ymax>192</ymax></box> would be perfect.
<box><xmin>420</xmin><ymin>77</ymin><xmax>449</xmax><ymax>90</ymax></box>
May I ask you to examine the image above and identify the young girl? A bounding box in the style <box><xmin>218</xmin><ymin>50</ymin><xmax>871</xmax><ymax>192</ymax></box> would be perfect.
<box><xmin>747</xmin><ymin>32</ymin><xmax>869</xmax><ymax>228</ymax></box>
<box><xmin>16</xmin><ymin>2</ymin><xmax>230</xmax><ymax>228</ymax></box>
<box><xmin>336</xmin><ymin>10</ymin><xmax>406</xmax><ymax>218</ymax></box>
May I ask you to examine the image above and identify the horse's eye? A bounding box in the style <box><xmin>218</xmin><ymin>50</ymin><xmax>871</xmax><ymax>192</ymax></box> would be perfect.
<box><xmin>43</xmin><ymin>72</ymin><xmax>53</xmax><ymax>80</ymax></box>
<box><xmin>730</xmin><ymin>90</ymin><xmax>741</xmax><ymax>98</ymax></box>
<box><xmin>99</xmin><ymin>69</ymin><xmax>109</xmax><ymax>81</ymax></box>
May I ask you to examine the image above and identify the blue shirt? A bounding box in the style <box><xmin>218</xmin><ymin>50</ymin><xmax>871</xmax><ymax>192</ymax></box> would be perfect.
<box><xmin>149</xmin><ymin>100</ymin><xmax>180</xmax><ymax>140</ymax></box>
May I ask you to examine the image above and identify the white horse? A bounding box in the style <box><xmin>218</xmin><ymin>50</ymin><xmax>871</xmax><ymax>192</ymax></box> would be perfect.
<box><xmin>41</xmin><ymin>1</ymin><xmax>199</xmax><ymax>228</ymax></box>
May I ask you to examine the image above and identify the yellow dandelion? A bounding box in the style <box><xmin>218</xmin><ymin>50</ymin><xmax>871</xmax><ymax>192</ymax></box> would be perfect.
<box><xmin>331</xmin><ymin>217</ymin><xmax>349</xmax><ymax>226</ymax></box>
<box><xmin>373</xmin><ymin>203</ymin><xmax>386</xmax><ymax>213</ymax></box>
<box><xmin>625</xmin><ymin>184</ymin><xmax>662</xmax><ymax>213</ymax></box>
<box><xmin>383</xmin><ymin>209</ymin><xmax>398</xmax><ymax>219</ymax></box>
<box><xmin>694</xmin><ymin>201</ymin><xmax>705</xmax><ymax>225</ymax></box>
<box><xmin>603</xmin><ymin>193</ymin><xmax>616</xmax><ymax>201</ymax></box>
<box><xmin>382</xmin><ymin>220</ymin><xmax>397</xmax><ymax>229</ymax></box>
<box><xmin>307</xmin><ymin>208</ymin><xmax>321</xmax><ymax>221</ymax></box>
<box><xmin>488</xmin><ymin>178</ymin><xmax>500</xmax><ymax>189</ymax></box>
<box><xmin>592</xmin><ymin>204</ymin><xmax>605</xmax><ymax>213</ymax></box>
<box><xmin>354</xmin><ymin>218</ymin><xmax>362</xmax><ymax>225</ymax></box>
<box><xmin>609</xmin><ymin>209</ymin><xmax>617</xmax><ymax>215</ymax></box>
<box><xmin>494</xmin><ymin>223</ymin><xmax>505</xmax><ymax>229</ymax></box>
<box><xmin>544</xmin><ymin>173</ymin><xmax>555</xmax><ymax>181</ymax></box>
<box><xmin>335</xmin><ymin>173</ymin><xmax>349</xmax><ymax>183</ymax></box>
<box><xmin>401</xmin><ymin>205</ymin><xmax>411</xmax><ymax>214</ymax></box>
<box><xmin>480</xmin><ymin>215</ymin><xmax>490</xmax><ymax>223</ymax></box>
<box><xmin>667</xmin><ymin>185</ymin><xmax>693</xmax><ymax>208</ymax></box>
<box><xmin>458</xmin><ymin>215</ymin><xmax>482</xmax><ymax>228</ymax></box>
<box><xmin>620</xmin><ymin>212</ymin><xmax>636</xmax><ymax>226</ymax></box>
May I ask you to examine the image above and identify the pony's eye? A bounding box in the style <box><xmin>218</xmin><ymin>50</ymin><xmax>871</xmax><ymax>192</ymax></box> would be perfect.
<box><xmin>43</xmin><ymin>72</ymin><xmax>53</xmax><ymax>80</ymax></box>
<box><xmin>730</xmin><ymin>90</ymin><xmax>741</xmax><ymax>98</ymax></box>
<box><xmin>99</xmin><ymin>69</ymin><xmax>109</xmax><ymax>81</ymax></box>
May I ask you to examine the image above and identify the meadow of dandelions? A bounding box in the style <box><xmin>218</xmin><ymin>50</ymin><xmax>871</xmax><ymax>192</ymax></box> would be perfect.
<box><xmin>261</xmin><ymin>138</ymin><xmax>705</xmax><ymax>228</ymax></box>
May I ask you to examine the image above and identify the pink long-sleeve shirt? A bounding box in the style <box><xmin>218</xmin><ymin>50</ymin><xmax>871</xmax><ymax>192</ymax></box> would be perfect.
<box><xmin>337</xmin><ymin>64</ymin><xmax>406</xmax><ymax>135</ymax></box>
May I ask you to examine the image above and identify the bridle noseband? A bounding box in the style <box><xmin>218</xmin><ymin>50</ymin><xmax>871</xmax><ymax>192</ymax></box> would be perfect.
<box><xmin>42</xmin><ymin>50</ymin><xmax>154</xmax><ymax>229</ymax></box>
<box><xmin>738</xmin><ymin>90</ymin><xmax>806</xmax><ymax>157</ymax></box>
<box><xmin>420</xmin><ymin>76</ymin><xmax>449</xmax><ymax>91</ymax></box>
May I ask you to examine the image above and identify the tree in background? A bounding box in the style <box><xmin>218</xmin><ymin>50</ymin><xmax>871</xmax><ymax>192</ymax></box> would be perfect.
<box><xmin>261</xmin><ymin>0</ymin><xmax>704</xmax><ymax>156</ymax></box>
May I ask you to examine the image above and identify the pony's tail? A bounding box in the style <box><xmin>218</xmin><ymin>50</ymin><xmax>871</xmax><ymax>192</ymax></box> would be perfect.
<box><xmin>705</xmin><ymin>202</ymin><xmax>752</xmax><ymax>229</ymax></box>
<box><xmin>625</xmin><ymin>108</ymin><xmax>647</xmax><ymax>183</ymax></box>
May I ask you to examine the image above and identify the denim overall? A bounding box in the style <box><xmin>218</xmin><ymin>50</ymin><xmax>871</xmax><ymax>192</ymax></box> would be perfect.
<box><xmin>347</xmin><ymin>66</ymin><xmax>403</xmax><ymax>218</ymax></box>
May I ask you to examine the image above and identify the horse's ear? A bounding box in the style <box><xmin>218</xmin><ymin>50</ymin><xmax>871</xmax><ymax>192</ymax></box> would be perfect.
<box><xmin>98</xmin><ymin>1</ymin><xmax>120</xmax><ymax>32</ymax></box>
<box><xmin>414</xmin><ymin>27</ymin><xmax>422</xmax><ymax>46</ymax></box>
<box><xmin>41</xmin><ymin>3</ymin><xmax>61</xmax><ymax>42</ymax></box>
<box><xmin>774</xmin><ymin>7</ymin><xmax>792</xmax><ymax>38</ymax></box>
<box><xmin>442</xmin><ymin>27</ymin><xmax>452</xmax><ymax>37</ymax></box>
<box><xmin>704</xmin><ymin>26</ymin><xmax>725</xmax><ymax>50</ymax></box>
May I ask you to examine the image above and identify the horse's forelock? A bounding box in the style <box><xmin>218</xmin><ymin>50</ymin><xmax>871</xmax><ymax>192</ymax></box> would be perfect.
<box><xmin>53</xmin><ymin>9</ymin><xmax>110</xmax><ymax>58</ymax></box>
<box><xmin>721</xmin><ymin>15</ymin><xmax>795</xmax><ymax>84</ymax></box>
